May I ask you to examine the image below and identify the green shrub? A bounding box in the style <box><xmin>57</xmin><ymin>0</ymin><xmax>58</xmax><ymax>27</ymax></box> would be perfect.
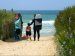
<box><xmin>0</xmin><ymin>10</ymin><xmax>15</xmax><ymax>40</ymax></box>
<box><xmin>55</xmin><ymin>6</ymin><xmax>75</xmax><ymax>56</ymax></box>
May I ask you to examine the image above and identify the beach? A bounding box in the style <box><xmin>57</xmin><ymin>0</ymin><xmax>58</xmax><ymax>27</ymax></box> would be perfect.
<box><xmin>0</xmin><ymin>36</ymin><xmax>58</xmax><ymax>56</ymax></box>
<box><xmin>0</xmin><ymin>10</ymin><xmax>58</xmax><ymax>56</ymax></box>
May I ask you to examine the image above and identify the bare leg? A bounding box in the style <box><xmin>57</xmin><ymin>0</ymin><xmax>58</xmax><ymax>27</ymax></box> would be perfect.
<box><xmin>29</xmin><ymin>36</ymin><xmax>32</xmax><ymax>40</ymax></box>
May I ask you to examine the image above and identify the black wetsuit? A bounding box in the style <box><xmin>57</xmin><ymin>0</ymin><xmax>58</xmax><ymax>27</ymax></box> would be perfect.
<box><xmin>31</xmin><ymin>18</ymin><xmax>42</xmax><ymax>41</ymax></box>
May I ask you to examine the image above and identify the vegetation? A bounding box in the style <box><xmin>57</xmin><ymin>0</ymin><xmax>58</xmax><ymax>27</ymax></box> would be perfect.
<box><xmin>0</xmin><ymin>10</ymin><xmax>15</xmax><ymax>41</ymax></box>
<box><xmin>55</xmin><ymin>6</ymin><xmax>75</xmax><ymax>56</ymax></box>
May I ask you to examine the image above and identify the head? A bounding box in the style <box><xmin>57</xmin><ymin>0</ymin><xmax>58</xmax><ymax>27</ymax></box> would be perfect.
<box><xmin>35</xmin><ymin>14</ymin><xmax>41</xmax><ymax>19</ymax></box>
<box><xmin>27</xmin><ymin>23</ymin><xmax>30</xmax><ymax>26</ymax></box>
<box><xmin>15</xmin><ymin>13</ymin><xmax>21</xmax><ymax>19</ymax></box>
<box><xmin>18</xmin><ymin>13</ymin><xmax>21</xmax><ymax>17</ymax></box>
<box><xmin>15</xmin><ymin>13</ymin><xmax>19</xmax><ymax>19</ymax></box>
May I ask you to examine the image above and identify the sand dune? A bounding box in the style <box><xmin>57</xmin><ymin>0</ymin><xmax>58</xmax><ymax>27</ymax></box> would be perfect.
<box><xmin>0</xmin><ymin>36</ymin><xmax>58</xmax><ymax>56</ymax></box>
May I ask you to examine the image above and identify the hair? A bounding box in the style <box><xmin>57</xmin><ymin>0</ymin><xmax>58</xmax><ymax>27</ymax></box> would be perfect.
<box><xmin>18</xmin><ymin>13</ymin><xmax>21</xmax><ymax>17</ymax></box>
<box><xmin>15</xmin><ymin>13</ymin><xmax>21</xmax><ymax>17</ymax></box>
<box><xmin>27</xmin><ymin>23</ymin><xmax>30</xmax><ymax>26</ymax></box>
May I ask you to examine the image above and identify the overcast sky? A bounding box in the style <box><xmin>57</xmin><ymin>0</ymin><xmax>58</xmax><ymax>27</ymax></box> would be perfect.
<box><xmin>0</xmin><ymin>0</ymin><xmax>75</xmax><ymax>10</ymax></box>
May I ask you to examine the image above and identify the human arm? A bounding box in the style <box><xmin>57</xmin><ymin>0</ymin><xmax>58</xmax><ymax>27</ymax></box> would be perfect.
<box><xmin>30</xmin><ymin>19</ymin><xmax>34</xmax><ymax>25</ymax></box>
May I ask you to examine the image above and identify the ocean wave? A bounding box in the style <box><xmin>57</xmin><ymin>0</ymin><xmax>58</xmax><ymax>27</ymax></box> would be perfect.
<box><xmin>42</xmin><ymin>20</ymin><xmax>55</xmax><ymax>25</ymax></box>
<box><xmin>23</xmin><ymin>20</ymin><xmax>55</xmax><ymax>27</ymax></box>
<box><xmin>29</xmin><ymin>20</ymin><xmax>55</xmax><ymax>23</ymax></box>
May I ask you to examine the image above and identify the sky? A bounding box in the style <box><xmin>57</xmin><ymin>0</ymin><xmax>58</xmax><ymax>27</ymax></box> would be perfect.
<box><xmin>0</xmin><ymin>0</ymin><xmax>75</xmax><ymax>10</ymax></box>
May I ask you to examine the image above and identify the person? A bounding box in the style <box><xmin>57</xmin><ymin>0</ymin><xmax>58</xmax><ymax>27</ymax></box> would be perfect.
<box><xmin>18</xmin><ymin>13</ymin><xmax>23</xmax><ymax>36</ymax></box>
<box><xmin>14</xmin><ymin>13</ymin><xmax>23</xmax><ymax>41</ymax></box>
<box><xmin>30</xmin><ymin>14</ymin><xmax>42</xmax><ymax>41</ymax></box>
<box><xmin>18</xmin><ymin>13</ymin><xmax>23</xmax><ymax>30</ymax></box>
<box><xmin>26</xmin><ymin>23</ymin><xmax>32</xmax><ymax>40</ymax></box>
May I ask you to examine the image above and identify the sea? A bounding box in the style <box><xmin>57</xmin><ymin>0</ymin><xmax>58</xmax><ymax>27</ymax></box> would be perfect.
<box><xmin>15</xmin><ymin>10</ymin><xmax>59</xmax><ymax>37</ymax></box>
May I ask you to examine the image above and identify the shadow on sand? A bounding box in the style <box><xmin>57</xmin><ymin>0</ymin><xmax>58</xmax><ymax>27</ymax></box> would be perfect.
<box><xmin>3</xmin><ymin>38</ymin><xmax>26</xmax><ymax>43</ymax></box>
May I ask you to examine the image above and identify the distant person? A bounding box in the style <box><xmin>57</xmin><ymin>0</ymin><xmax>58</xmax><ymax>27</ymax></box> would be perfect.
<box><xmin>26</xmin><ymin>23</ymin><xmax>32</xmax><ymax>40</ymax></box>
<box><xmin>14</xmin><ymin>13</ymin><xmax>23</xmax><ymax>41</ymax></box>
<box><xmin>30</xmin><ymin>14</ymin><xmax>42</xmax><ymax>41</ymax></box>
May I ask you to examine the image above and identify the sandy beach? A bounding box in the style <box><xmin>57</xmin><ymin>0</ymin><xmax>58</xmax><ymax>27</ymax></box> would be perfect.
<box><xmin>0</xmin><ymin>36</ymin><xmax>58</xmax><ymax>56</ymax></box>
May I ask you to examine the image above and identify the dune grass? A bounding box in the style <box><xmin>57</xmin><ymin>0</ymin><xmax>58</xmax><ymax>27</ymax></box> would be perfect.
<box><xmin>0</xmin><ymin>10</ymin><xmax>15</xmax><ymax>40</ymax></box>
<box><xmin>55</xmin><ymin>6</ymin><xmax>75</xmax><ymax>56</ymax></box>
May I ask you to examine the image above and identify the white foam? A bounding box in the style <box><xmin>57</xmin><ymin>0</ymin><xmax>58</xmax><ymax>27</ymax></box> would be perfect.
<box><xmin>42</xmin><ymin>20</ymin><xmax>55</xmax><ymax>25</ymax></box>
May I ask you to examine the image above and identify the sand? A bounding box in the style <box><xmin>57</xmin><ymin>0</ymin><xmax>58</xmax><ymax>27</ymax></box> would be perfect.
<box><xmin>0</xmin><ymin>36</ymin><xmax>58</xmax><ymax>56</ymax></box>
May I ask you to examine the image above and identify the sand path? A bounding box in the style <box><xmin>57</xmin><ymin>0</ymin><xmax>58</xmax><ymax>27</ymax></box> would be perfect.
<box><xmin>0</xmin><ymin>36</ymin><xmax>58</xmax><ymax>56</ymax></box>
